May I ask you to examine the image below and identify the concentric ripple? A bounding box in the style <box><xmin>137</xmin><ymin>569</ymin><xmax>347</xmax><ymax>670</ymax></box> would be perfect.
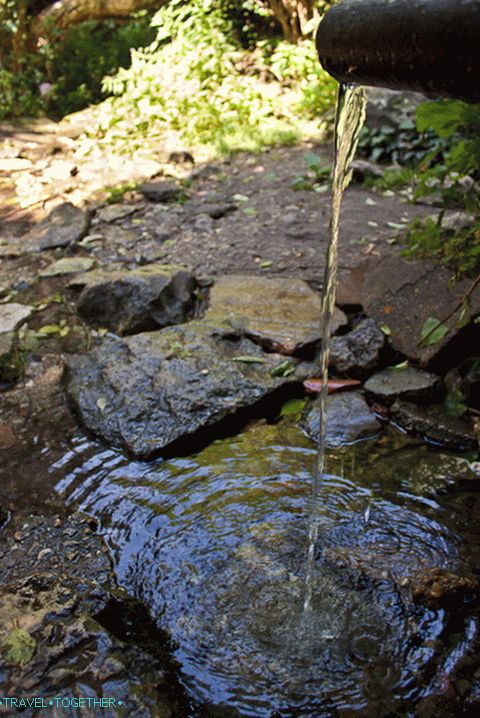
<box><xmin>51</xmin><ymin>422</ymin><xmax>478</xmax><ymax>716</ymax></box>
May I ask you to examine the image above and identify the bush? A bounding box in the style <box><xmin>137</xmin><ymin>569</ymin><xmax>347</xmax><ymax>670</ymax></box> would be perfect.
<box><xmin>92</xmin><ymin>0</ymin><xmax>336</xmax><ymax>155</ymax></box>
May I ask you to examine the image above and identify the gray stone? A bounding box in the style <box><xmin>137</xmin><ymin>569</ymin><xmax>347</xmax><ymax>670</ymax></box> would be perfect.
<box><xmin>194</xmin><ymin>202</ymin><xmax>237</xmax><ymax>219</ymax></box>
<box><xmin>39</xmin><ymin>256</ymin><xmax>95</xmax><ymax>277</ymax></box>
<box><xmin>391</xmin><ymin>400</ymin><xmax>477</xmax><ymax>451</ymax></box>
<box><xmin>0</xmin><ymin>304</ymin><xmax>33</xmax><ymax>382</ymax></box>
<box><xmin>205</xmin><ymin>275</ymin><xmax>347</xmax><ymax>355</ymax></box>
<box><xmin>96</xmin><ymin>203</ymin><xmax>138</xmax><ymax>223</ymax></box>
<box><xmin>329</xmin><ymin>318</ymin><xmax>384</xmax><ymax>376</ymax></box>
<box><xmin>364</xmin><ymin>366</ymin><xmax>442</xmax><ymax>403</ymax></box>
<box><xmin>21</xmin><ymin>202</ymin><xmax>90</xmax><ymax>252</ymax></box>
<box><xmin>65</xmin><ymin>320</ymin><xmax>298</xmax><ymax>458</ymax></box>
<box><xmin>300</xmin><ymin>391</ymin><xmax>380</xmax><ymax>446</ymax></box>
<box><xmin>139</xmin><ymin>181</ymin><xmax>182</xmax><ymax>203</ymax></box>
<box><xmin>362</xmin><ymin>254</ymin><xmax>480</xmax><ymax>366</ymax></box>
<box><xmin>0</xmin><ymin>303</ymin><xmax>33</xmax><ymax>335</ymax></box>
<box><xmin>351</xmin><ymin>159</ymin><xmax>384</xmax><ymax>182</ymax></box>
<box><xmin>75</xmin><ymin>265</ymin><xmax>195</xmax><ymax>336</ymax></box>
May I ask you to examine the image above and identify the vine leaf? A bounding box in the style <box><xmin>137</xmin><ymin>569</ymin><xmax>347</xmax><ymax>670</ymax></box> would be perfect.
<box><xmin>420</xmin><ymin>317</ymin><xmax>449</xmax><ymax>346</ymax></box>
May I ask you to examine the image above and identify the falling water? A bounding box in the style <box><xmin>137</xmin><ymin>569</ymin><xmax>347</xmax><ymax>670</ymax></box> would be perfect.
<box><xmin>304</xmin><ymin>84</ymin><xmax>367</xmax><ymax>612</ymax></box>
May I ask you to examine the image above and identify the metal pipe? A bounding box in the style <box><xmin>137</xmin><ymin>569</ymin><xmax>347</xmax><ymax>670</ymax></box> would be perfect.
<box><xmin>316</xmin><ymin>0</ymin><xmax>480</xmax><ymax>103</ymax></box>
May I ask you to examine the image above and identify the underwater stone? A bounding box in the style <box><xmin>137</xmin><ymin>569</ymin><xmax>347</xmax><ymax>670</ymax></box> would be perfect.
<box><xmin>391</xmin><ymin>400</ymin><xmax>477</xmax><ymax>451</ymax></box>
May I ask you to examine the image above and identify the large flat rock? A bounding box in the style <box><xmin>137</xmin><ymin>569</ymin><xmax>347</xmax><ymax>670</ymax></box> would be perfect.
<box><xmin>362</xmin><ymin>254</ymin><xmax>480</xmax><ymax>367</ymax></box>
<box><xmin>205</xmin><ymin>275</ymin><xmax>346</xmax><ymax>355</ymax></box>
<box><xmin>65</xmin><ymin>320</ymin><xmax>298</xmax><ymax>458</ymax></box>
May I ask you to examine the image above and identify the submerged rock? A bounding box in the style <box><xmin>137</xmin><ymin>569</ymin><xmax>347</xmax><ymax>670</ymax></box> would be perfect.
<box><xmin>405</xmin><ymin>567</ymin><xmax>478</xmax><ymax>609</ymax></box>
<box><xmin>364</xmin><ymin>366</ymin><xmax>441</xmax><ymax>403</ymax></box>
<box><xmin>391</xmin><ymin>400</ymin><xmax>477</xmax><ymax>451</ymax></box>
<box><xmin>0</xmin><ymin>513</ymin><xmax>190</xmax><ymax>717</ymax></box>
<box><xmin>205</xmin><ymin>275</ymin><xmax>346</xmax><ymax>355</ymax></box>
<box><xmin>65</xmin><ymin>320</ymin><xmax>299</xmax><ymax>457</ymax></box>
<box><xmin>75</xmin><ymin>265</ymin><xmax>195</xmax><ymax>335</ymax></box>
<box><xmin>21</xmin><ymin>202</ymin><xmax>89</xmax><ymax>251</ymax></box>
<box><xmin>329</xmin><ymin>318</ymin><xmax>384</xmax><ymax>376</ymax></box>
<box><xmin>300</xmin><ymin>391</ymin><xmax>380</xmax><ymax>446</ymax></box>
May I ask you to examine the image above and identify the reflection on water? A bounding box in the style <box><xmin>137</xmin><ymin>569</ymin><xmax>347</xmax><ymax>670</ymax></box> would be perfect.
<box><xmin>51</xmin><ymin>421</ymin><xmax>479</xmax><ymax>716</ymax></box>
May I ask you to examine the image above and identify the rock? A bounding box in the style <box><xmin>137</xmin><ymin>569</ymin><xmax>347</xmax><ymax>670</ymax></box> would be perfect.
<box><xmin>96</xmin><ymin>203</ymin><xmax>138</xmax><ymax>223</ymax></box>
<box><xmin>329</xmin><ymin>318</ymin><xmax>384</xmax><ymax>376</ymax></box>
<box><xmin>300</xmin><ymin>391</ymin><xmax>380</xmax><ymax>446</ymax></box>
<box><xmin>43</xmin><ymin>159</ymin><xmax>77</xmax><ymax>181</ymax></box>
<box><xmin>362</xmin><ymin>254</ymin><xmax>480</xmax><ymax>366</ymax></box>
<box><xmin>20</xmin><ymin>202</ymin><xmax>90</xmax><ymax>252</ymax></box>
<box><xmin>139</xmin><ymin>181</ymin><xmax>182</xmax><ymax>203</ymax></box>
<box><xmin>65</xmin><ymin>320</ymin><xmax>298</xmax><ymax>458</ymax></box>
<box><xmin>75</xmin><ymin>265</ymin><xmax>195</xmax><ymax>335</ymax></box>
<box><xmin>0</xmin><ymin>513</ymin><xmax>190</xmax><ymax>717</ymax></box>
<box><xmin>391</xmin><ymin>400</ymin><xmax>477</xmax><ymax>451</ymax></box>
<box><xmin>168</xmin><ymin>150</ymin><xmax>194</xmax><ymax>164</ymax></box>
<box><xmin>205</xmin><ymin>275</ymin><xmax>347</xmax><ymax>355</ymax></box>
<box><xmin>194</xmin><ymin>202</ymin><xmax>237</xmax><ymax>219</ymax></box>
<box><xmin>405</xmin><ymin>567</ymin><xmax>478</xmax><ymax>609</ymax></box>
<box><xmin>0</xmin><ymin>158</ymin><xmax>32</xmax><ymax>171</ymax></box>
<box><xmin>364</xmin><ymin>366</ymin><xmax>441</xmax><ymax>403</ymax></box>
<box><xmin>350</xmin><ymin>159</ymin><xmax>384</xmax><ymax>182</ymax></box>
<box><xmin>0</xmin><ymin>304</ymin><xmax>33</xmax><ymax>336</ymax></box>
<box><xmin>0</xmin><ymin>303</ymin><xmax>33</xmax><ymax>384</ymax></box>
<box><xmin>39</xmin><ymin>257</ymin><xmax>95</xmax><ymax>277</ymax></box>
<box><xmin>193</xmin><ymin>213</ymin><xmax>214</xmax><ymax>233</ymax></box>
<box><xmin>0</xmin><ymin>423</ymin><xmax>16</xmax><ymax>450</ymax></box>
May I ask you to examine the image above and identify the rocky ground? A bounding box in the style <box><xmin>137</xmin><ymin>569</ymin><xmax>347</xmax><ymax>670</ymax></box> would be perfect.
<box><xmin>1</xmin><ymin>114</ymin><xmax>480</xmax><ymax>715</ymax></box>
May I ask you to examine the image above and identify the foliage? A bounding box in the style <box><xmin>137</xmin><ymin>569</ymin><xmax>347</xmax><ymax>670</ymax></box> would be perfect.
<box><xmin>403</xmin><ymin>215</ymin><xmax>480</xmax><ymax>280</ymax></box>
<box><xmin>358</xmin><ymin>120</ymin><xmax>446</xmax><ymax>166</ymax></box>
<box><xmin>44</xmin><ymin>16</ymin><xmax>156</xmax><ymax>118</ymax></box>
<box><xmin>292</xmin><ymin>152</ymin><xmax>330</xmax><ymax>191</ymax></box>
<box><xmin>91</xmin><ymin>0</ymin><xmax>336</xmax><ymax>156</ymax></box>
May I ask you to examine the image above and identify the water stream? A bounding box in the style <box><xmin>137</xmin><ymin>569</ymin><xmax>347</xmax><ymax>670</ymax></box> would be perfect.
<box><xmin>304</xmin><ymin>84</ymin><xmax>367</xmax><ymax>611</ymax></box>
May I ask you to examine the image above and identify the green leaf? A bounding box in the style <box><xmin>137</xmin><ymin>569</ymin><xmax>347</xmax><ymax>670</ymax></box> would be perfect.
<box><xmin>38</xmin><ymin>324</ymin><xmax>62</xmax><ymax>335</ymax></box>
<box><xmin>380</xmin><ymin>324</ymin><xmax>391</xmax><ymax>336</ymax></box>
<box><xmin>420</xmin><ymin>317</ymin><xmax>449</xmax><ymax>346</ymax></box>
<box><xmin>232</xmin><ymin>356</ymin><xmax>268</xmax><ymax>364</ymax></box>
<box><xmin>260</xmin><ymin>260</ymin><xmax>272</xmax><ymax>269</ymax></box>
<box><xmin>3</xmin><ymin>628</ymin><xmax>36</xmax><ymax>666</ymax></box>
<box><xmin>269</xmin><ymin>360</ymin><xmax>296</xmax><ymax>378</ymax></box>
<box><xmin>416</xmin><ymin>99</ymin><xmax>467</xmax><ymax>137</ymax></box>
<box><xmin>280</xmin><ymin>398</ymin><xmax>306</xmax><ymax>416</ymax></box>
<box><xmin>444</xmin><ymin>389</ymin><xmax>467</xmax><ymax>418</ymax></box>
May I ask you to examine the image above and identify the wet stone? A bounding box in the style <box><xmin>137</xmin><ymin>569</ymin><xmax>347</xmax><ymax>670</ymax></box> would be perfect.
<box><xmin>405</xmin><ymin>567</ymin><xmax>479</xmax><ymax>609</ymax></box>
<box><xmin>391</xmin><ymin>400</ymin><xmax>477</xmax><ymax>451</ymax></box>
<box><xmin>0</xmin><ymin>513</ymin><xmax>190</xmax><ymax>718</ymax></box>
<box><xmin>20</xmin><ymin>202</ymin><xmax>90</xmax><ymax>252</ymax></box>
<box><xmin>75</xmin><ymin>265</ymin><xmax>195</xmax><ymax>336</ymax></box>
<box><xmin>300</xmin><ymin>391</ymin><xmax>380</xmax><ymax>447</ymax></box>
<box><xmin>329</xmin><ymin>318</ymin><xmax>384</xmax><ymax>376</ymax></box>
<box><xmin>364</xmin><ymin>366</ymin><xmax>441</xmax><ymax>403</ymax></box>
<box><xmin>205</xmin><ymin>275</ymin><xmax>347</xmax><ymax>355</ymax></box>
<box><xmin>65</xmin><ymin>320</ymin><xmax>299</xmax><ymax>458</ymax></box>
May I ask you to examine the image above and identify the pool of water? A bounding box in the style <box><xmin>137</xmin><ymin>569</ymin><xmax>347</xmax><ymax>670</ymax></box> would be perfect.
<box><xmin>50</xmin><ymin>418</ymin><xmax>480</xmax><ymax>717</ymax></box>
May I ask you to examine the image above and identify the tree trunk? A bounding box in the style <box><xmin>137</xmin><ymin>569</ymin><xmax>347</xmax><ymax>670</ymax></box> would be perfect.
<box><xmin>264</xmin><ymin>0</ymin><xmax>314</xmax><ymax>43</ymax></box>
<box><xmin>30</xmin><ymin>0</ymin><xmax>166</xmax><ymax>40</ymax></box>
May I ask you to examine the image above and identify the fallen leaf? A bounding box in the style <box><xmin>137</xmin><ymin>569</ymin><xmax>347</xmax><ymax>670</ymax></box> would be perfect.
<box><xmin>232</xmin><ymin>356</ymin><xmax>268</xmax><ymax>364</ymax></box>
<box><xmin>303</xmin><ymin>378</ymin><xmax>362</xmax><ymax>394</ymax></box>
<box><xmin>2</xmin><ymin>628</ymin><xmax>36</xmax><ymax>666</ymax></box>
